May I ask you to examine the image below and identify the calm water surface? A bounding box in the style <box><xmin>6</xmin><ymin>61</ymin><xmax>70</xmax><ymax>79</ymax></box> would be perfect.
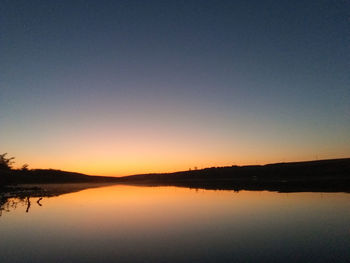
<box><xmin>1</xmin><ymin>184</ymin><xmax>350</xmax><ymax>262</ymax></box>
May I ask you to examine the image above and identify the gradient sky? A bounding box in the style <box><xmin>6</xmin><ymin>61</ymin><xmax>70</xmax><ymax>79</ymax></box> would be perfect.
<box><xmin>1</xmin><ymin>0</ymin><xmax>349</xmax><ymax>176</ymax></box>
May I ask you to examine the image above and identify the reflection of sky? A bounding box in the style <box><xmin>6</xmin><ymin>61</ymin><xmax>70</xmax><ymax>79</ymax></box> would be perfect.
<box><xmin>1</xmin><ymin>1</ymin><xmax>349</xmax><ymax>175</ymax></box>
<box><xmin>1</xmin><ymin>186</ymin><xmax>350</xmax><ymax>262</ymax></box>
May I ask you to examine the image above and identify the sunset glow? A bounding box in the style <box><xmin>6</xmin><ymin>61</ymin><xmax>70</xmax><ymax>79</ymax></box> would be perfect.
<box><xmin>1</xmin><ymin>1</ymin><xmax>349</xmax><ymax>176</ymax></box>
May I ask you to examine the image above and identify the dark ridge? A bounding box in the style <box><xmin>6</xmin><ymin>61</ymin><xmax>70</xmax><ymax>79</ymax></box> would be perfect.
<box><xmin>120</xmin><ymin>158</ymin><xmax>350</xmax><ymax>181</ymax></box>
<box><xmin>0</xmin><ymin>169</ymin><xmax>119</xmax><ymax>185</ymax></box>
<box><xmin>118</xmin><ymin>158</ymin><xmax>350</xmax><ymax>192</ymax></box>
<box><xmin>1</xmin><ymin>158</ymin><xmax>350</xmax><ymax>193</ymax></box>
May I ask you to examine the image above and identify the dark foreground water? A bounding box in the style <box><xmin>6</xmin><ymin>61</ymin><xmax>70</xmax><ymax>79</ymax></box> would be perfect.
<box><xmin>1</xmin><ymin>184</ymin><xmax>350</xmax><ymax>262</ymax></box>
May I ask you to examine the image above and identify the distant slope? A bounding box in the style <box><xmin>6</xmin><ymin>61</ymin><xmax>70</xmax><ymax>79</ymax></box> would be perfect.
<box><xmin>120</xmin><ymin>158</ymin><xmax>350</xmax><ymax>181</ymax></box>
<box><xmin>0</xmin><ymin>169</ymin><xmax>119</xmax><ymax>185</ymax></box>
<box><xmin>1</xmin><ymin>158</ymin><xmax>350</xmax><ymax>192</ymax></box>
<box><xmin>118</xmin><ymin>158</ymin><xmax>350</xmax><ymax>192</ymax></box>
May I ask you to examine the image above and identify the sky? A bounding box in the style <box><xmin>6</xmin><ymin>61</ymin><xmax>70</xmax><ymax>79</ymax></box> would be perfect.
<box><xmin>1</xmin><ymin>0</ymin><xmax>349</xmax><ymax>176</ymax></box>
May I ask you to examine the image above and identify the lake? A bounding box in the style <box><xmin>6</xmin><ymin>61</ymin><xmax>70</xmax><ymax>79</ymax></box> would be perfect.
<box><xmin>1</xmin><ymin>184</ymin><xmax>350</xmax><ymax>262</ymax></box>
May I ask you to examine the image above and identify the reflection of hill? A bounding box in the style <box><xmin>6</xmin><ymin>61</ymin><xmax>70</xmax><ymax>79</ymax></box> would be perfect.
<box><xmin>0</xmin><ymin>183</ymin><xmax>116</xmax><ymax>216</ymax></box>
<box><xmin>119</xmin><ymin>158</ymin><xmax>350</xmax><ymax>193</ymax></box>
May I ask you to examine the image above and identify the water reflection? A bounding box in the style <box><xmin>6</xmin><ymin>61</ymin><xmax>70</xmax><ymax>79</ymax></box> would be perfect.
<box><xmin>1</xmin><ymin>184</ymin><xmax>350</xmax><ymax>262</ymax></box>
<box><xmin>0</xmin><ymin>187</ymin><xmax>45</xmax><ymax>216</ymax></box>
<box><xmin>2</xmin><ymin>182</ymin><xmax>350</xmax><ymax>217</ymax></box>
<box><xmin>0</xmin><ymin>195</ymin><xmax>46</xmax><ymax>216</ymax></box>
<box><xmin>0</xmin><ymin>183</ymin><xmax>116</xmax><ymax>216</ymax></box>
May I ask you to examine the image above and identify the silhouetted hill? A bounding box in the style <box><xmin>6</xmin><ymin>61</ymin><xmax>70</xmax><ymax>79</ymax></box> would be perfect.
<box><xmin>0</xmin><ymin>169</ymin><xmax>119</xmax><ymax>185</ymax></box>
<box><xmin>119</xmin><ymin>158</ymin><xmax>350</xmax><ymax>192</ymax></box>
<box><xmin>1</xmin><ymin>158</ymin><xmax>350</xmax><ymax>193</ymax></box>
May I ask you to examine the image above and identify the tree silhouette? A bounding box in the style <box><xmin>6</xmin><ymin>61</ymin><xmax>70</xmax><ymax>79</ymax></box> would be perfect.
<box><xmin>0</xmin><ymin>153</ymin><xmax>15</xmax><ymax>171</ymax></box>
<box><xmin>21</xmin><ymin>164</ymin><xmax>29</xmax><ymax>171</ymax></box>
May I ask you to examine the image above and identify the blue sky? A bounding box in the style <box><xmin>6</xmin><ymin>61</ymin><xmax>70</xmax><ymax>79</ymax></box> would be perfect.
<box><xmin>1</xmin><ymin>0</ymin><xmax>349</xmax><ymax>175</ymax></box>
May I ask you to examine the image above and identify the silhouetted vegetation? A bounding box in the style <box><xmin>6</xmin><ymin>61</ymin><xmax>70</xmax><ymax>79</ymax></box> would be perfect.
<box><xmin>0</xmin><ymin>153</ymin><xmax>15</xmax><ymax>171</ymax></box>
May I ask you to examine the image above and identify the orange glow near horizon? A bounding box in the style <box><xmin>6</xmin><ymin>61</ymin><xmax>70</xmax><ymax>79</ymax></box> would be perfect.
<box><xmin>9</xmin><ymin>147</ymin><xmax>350</xmax><ymax>176</ymax></box>
<box><xmin>4</xmin><ymin>112</ymin><xmax>350</xmax><ymax>176</ymax></box>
